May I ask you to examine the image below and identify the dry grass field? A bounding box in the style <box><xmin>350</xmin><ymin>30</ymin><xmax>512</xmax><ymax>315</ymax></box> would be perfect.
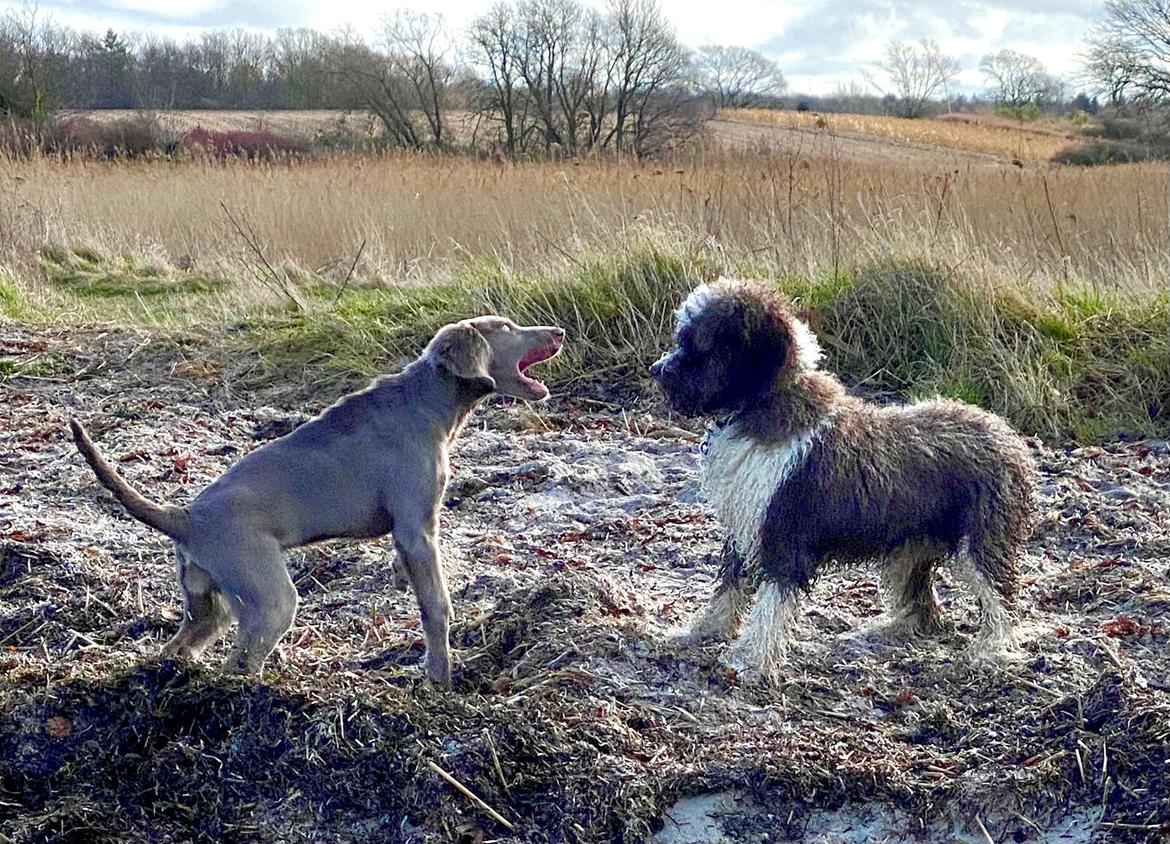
<box><xmin>1</xmin><ymin>126</ymin><xmax>1164</xmax><ymax>304</ymax></box>
<box><xmin>1</xmin><ymin>110</ymin><xmax>1168</xmax><ymax>843</ymax></box>
<box><xmin>72</xmin><ymin>107</ymin><xmax>1089</xmax><ymax>161</ymax></box>
<box><xmin>63</xmin><ymin>107</ymin><xmax>377</xmax><ymax>142</ymax></box>
<box><xmin>724</xmin><ymin>108</ymin><xmax>1086</xmax><ymax>161</ymax></box>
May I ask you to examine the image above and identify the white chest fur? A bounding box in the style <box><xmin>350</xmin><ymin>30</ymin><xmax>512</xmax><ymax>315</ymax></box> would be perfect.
<box><xmin>700</xmin><ymin>421</ymin><xmax>827</xmax><ymax>564</ymax></box>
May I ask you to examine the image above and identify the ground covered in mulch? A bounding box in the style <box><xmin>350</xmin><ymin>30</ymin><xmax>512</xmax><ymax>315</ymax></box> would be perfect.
<box><xmin>0</xmin><ymin>322</ymin><xmax>1168</xmax><ymax>843</ymax></box>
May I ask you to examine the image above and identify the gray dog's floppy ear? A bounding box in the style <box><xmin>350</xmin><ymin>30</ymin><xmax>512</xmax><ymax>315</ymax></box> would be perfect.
<box><xmin>429</xmin><ymin>323</ymin><xmax>496</xmax><ymax>393</ymax></box>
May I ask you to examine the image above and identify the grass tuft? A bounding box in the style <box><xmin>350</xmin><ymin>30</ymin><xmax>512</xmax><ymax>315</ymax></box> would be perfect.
<box><xmin>813</xmin><ymin>260</ymin><xmax>972</xmax><ymax>393</ymax></box>
<box><xmin>246</xmin><ymin>234</ymin><xmax>719</xmax><ymax>392</ymax></box>
<box><xmin>0</xmin><ymin>272</ymin><xmax>29</xmax><ymax>319</ymax></box>
<box><xmin>244</xmin><ymin>242</ymin><xmax>1166</xmax><ymax>442</ymax></box>
<box><xmin>39</xmin><ymin>246</ymin><xmax>228</xmax><ymax>298</ymax></box>
<box><xmin>809</xmin><ymin>260</ymin><xmax>1168</xmax><ymax>440</ymax></box>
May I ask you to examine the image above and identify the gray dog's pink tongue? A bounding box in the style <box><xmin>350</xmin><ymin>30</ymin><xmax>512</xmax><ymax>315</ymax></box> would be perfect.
<box><xmin>519</xmin><ymin>343</ymin><xmax>559</xmax><ymax>372</ymax></box>
<box><xmin>517</xmin><ymin>341</ymin><xmax>561</xmax><ymax>397</ymax></box>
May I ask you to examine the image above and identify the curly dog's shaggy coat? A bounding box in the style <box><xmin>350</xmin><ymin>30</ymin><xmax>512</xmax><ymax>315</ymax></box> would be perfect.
<box><xmin>650</xmin><ymin>279</ymin><xmax>1035</xmax><ymax>678</ymax></box>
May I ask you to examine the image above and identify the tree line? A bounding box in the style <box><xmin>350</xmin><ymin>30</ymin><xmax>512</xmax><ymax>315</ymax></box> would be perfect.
<box><xmin>0</xmin><ymin>0</ymin><xmax>786</xmax><ymax>156</ymax></box>
<box><xmin>1</xmin><ymin>0</ymin><xmax>1166</xmax><ymax>157</ymax></box>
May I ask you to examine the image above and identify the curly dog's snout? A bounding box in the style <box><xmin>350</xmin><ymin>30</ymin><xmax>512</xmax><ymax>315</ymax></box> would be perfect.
<box><xmin>648</xmin><ymin>350</ymin><xmax>672</xmax><ymax>380</ymax></box>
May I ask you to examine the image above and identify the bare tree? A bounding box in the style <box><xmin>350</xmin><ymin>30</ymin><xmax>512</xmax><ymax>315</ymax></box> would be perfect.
<box><xmin>468</xmin><ymin>0</ymin><xmax>695</xmax><ymax>158</ymax></box>
<box><xmin>222</xmin><ymin>29</ymin><xmax>272</xmax><ymax>108</ymax></box>
<box><xmin>1</xmin><ymin>4</ymin><xmax>73</xmax><ymax>118</ymax></box>
<box><xmin>577</xmin><ymin>11</ymin><xmax>613</xmax><ymax>149</ymax></box>
<box><xmin>1085</xmin><ymin>0</ymin><xmax>1170</xmax><ymax>105</ymax></box>
<box><xmin>273</xmin><ymin>28</ymin><xmax>331</xmax><ymax>109</ymax></box>
<box><xmin>550</xmin><ymin>3</ymin><xmax>608</xmax><ymax>153</ymax></box>
<box><xmin>694</xmin><ymin>44</ymin><xmax>786</xmax><ymax>108</ymax></box>
<box><xmin>874</xmin><ymin>39</ymin><xmax>959</xmax><ymax>118</ymax></box>
<box><xmin>329</xmin><ymin>12</ymin><xmax>453</xmax><ymax>150</ymax></box>
<box><xmin>330</xmin><ymin>32</ymin><xmax>425</xmax><ymax>149</ymax></box>
<box><xmin>468</xmin><ymin>2</ymin><xmax>530</xmax><ymax>155</ymax></box>
<box><xmin>512</xmin><ymin>0</ymin><xmax>611</xmax><ymax>154</ymax></box>
<box><xmin>382</xmin><ymin>11</ymin><xmax>455</xmax><ymax>146</ymax></box>
<box><xmin>980</xmin><ymin>49</ymin><xmax>1060</xmax><ymax>109</ymax></box>
<box><xmin>606</xmin><ymin>0</ymin><xmax>694</xmax><ymax>155</ymax></box>
<box><xmin>515</xmin><ymin>0</ymin><xmax>574</xmax><ymax>151</ymax></box>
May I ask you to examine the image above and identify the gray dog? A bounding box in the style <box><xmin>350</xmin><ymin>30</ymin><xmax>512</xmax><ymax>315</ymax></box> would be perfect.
<box><xmin>71</xmin><ymin>316</ymin><xmax>564</xmax><ymax>686</ymax></box>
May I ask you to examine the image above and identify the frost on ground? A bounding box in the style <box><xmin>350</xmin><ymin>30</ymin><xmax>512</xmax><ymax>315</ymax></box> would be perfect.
<box><xmin>0</xmin><ymin>324</ymin><xmax>1168</xmax><ymax>843</ymax></box>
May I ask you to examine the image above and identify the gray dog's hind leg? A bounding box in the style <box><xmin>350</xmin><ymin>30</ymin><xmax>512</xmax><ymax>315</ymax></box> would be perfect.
<box><xmin>394</xmin><ymin>525</ymin><xmax>452</xmax><ymax>687</ymax></box>
<box><xmin>391</xmin><ymin>551</ymin><xmax>411</xmax><ymax>592</ymax></box>
<box><xmin>162</xmin><ymin>552</ymin><xmax>233</xmax><ymax>660</ymax></box>
<box><xmin>209</xmin><ymin>535</ymin><xmax>298</xmax><ymax>676</ymax></box>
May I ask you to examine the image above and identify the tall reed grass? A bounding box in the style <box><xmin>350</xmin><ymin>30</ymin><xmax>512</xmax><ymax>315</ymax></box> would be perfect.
<box><xmin>1</xmin><ymin>140</ymin><xmax>1165</xmax><ymax>310</ymax></box>
<box><xmin>1</xmin><ymin>130</ymin><xmax>1165</xmax><ymax>442</ymax></box>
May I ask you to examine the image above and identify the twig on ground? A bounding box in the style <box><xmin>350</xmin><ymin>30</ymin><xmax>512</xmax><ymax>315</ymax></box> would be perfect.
<box><xmin>484</xmin><ymin>731</ymin><xmax>512</xmax><ymax>798</ymax></box>
<box><xmin>426</xmin><ymin>759</ymin><xmax>516</xmax><ymax>832</ymax></box>
<box><xmin>220</xmin><ymin>201</ymin><xmax>306</xmax><ymax>311</ymax></box>
<box><xmin>975</xmin><ymin>814</ymin><xmax>996</xmax><ymax>844</ymax></box>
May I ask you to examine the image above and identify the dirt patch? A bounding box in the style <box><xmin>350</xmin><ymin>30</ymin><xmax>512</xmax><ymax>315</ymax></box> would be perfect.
<box><xmin>1</xmin><ymin>322</ymin><xmax>1168</xmax><ymax>842</ymax></box>
<box><xmin>653</xmin><ymin>792</ymin><xmax>1101</xmax><ymax>843</ymax></box>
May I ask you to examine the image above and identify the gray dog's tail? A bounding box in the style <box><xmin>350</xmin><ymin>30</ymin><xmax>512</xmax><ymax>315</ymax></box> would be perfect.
<box><xmin>70</xmin><ymin>419</ymin><xmax>190</xmax><ymax>540</ymax></box>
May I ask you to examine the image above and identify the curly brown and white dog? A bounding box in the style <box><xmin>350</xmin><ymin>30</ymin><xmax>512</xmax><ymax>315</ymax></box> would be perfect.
<box><xmin>650</xmin><ymin>278</ymin><xmax>1035</xmax><ymax>678</ymax></box>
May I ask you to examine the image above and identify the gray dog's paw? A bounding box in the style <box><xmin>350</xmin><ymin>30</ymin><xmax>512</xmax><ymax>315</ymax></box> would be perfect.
<box><xmin>425</xmin><ymin>668</ymin><xmax>453</xmax><ymax>690</ymax></box>
<box><xmin>424</xmin><ymin>650</ymin><xmax>453</xmax><ymax>689</ymax></box>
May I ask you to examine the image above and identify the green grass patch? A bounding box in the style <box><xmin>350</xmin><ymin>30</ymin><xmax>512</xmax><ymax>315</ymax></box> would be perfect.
<box><xmin>39</xmin><ymin>245</ymin><xmax>228</xmax><ymax>298</ymax></box>
<box><xmin>812</xmin><ymin>260</ymin><xmax>973</xmax><ymax>391</ymax></box>
<box><xmin>0</xmin><ymin>272</ymin><xmax>39</xmax><ymax>320</ymax></box>
<box><xmin>0</xmin><ymin>356</ymin><xmax>55</xmax><ymax>381</ymax></box>
<box><xmin>809</xmin><ymin>260</ymin><xmax>1168</xmax><ymax>440</ymax></box>
<box><xmin>243</xmin><ymin>243</ymin><xmax>1168</xmax><ymax>442</ymax></box>
<box><xmin>5</xmin><ymin>234</ymin><xmax>1167</xmax><ymax>443</ymax></box>
<box><xmin>246</xmin><ymin>236</ymin><xmax>720</xmax><ymax>392</ymax></box>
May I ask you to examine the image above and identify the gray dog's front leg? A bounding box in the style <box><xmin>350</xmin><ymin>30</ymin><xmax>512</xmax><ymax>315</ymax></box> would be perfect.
<box><xmin>395</xmin><ymin>528</ymin><xmax>453</xmax><ymax>687</ymax></box>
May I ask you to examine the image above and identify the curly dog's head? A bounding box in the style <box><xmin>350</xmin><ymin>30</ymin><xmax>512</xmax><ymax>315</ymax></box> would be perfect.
<box><xmin>649</xmin><ymin>279</ymin><xmax>821</xmax><ymax>417</ymax></box>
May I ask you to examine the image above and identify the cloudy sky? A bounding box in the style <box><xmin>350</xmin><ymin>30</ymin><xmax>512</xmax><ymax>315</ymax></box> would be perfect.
<box><xmin>25</xmin><ymin>0</ymin><xmax>1104</xmax><ymax>94</ymax></box>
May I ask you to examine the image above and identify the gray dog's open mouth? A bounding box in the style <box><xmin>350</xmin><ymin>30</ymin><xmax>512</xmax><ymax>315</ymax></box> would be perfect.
<box><xmin>517</xmin><ymin>339</ymin><xmax>562</xmax><ymax>396</ymax></box>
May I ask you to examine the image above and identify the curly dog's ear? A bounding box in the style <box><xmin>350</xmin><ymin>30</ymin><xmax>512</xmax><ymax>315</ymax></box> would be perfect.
<box><xmin>428</xmin><ymin>323</ymin><xmax>496</xmax><ymax>394</ymax></box>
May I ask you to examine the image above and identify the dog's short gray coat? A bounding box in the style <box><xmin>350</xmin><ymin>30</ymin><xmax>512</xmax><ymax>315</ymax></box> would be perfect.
<box><xmin>71</xmin><ymin>316</ymin><xmax>564</xmax><ymax>686</ymax></box>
